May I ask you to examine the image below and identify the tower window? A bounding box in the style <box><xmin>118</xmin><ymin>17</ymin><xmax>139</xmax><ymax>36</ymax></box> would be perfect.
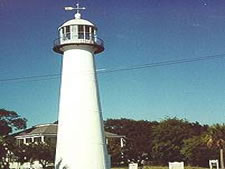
<box><xmin>85</xmin><ymin>26</ymin><xmax>90</xmax><ymax>40</ymax></box>
<box><xmin>91</xmin><ymin>27</ymin><xmax>94</xmax><ymax>35</ymax></box>
<box><xmin>62</xmin><ymin>26</ymin><xmax>71</xmax><ymax>40</ymax></box>
<box><xmin>78</xmin><ymin>25</ymin><xmax>84</xmax><ymax>39</ymax></box>
<box><xmin>71</xmin><ymin>25</ymin><xmax>77</xmax><ymax>39</ymax></box>
<box><xmin>65</xmin><ymin>26</ymin><xmax>70</xmax><ymax>39</ymax></box>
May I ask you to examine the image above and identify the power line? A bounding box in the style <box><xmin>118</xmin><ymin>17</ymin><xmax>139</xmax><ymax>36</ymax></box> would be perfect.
<box><xmin>0</xmin><ymin>74</ymin><xmax>60</xmax><ymax>83</ymax></box>
<box><xmin>99</xmin><ymin>53</ymin><xmax>225</xmax><ymax>73</ymax></box>
<box><xmin>0</xmin><ymin>53</ymin><xmax>225</xmax><ymax>83</ymax></box>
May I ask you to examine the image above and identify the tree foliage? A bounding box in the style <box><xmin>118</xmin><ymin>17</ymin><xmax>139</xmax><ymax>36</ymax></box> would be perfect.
<box><xmin>107</xmin><ymin>138</ymin><xmax>124</xmax><ymax>166</ymax></box>
<box><xmin>206</xmin><ymin>124</ymin><xmax>225</xmax><ymax>149</ymax></box>
<box><xmin>151</xmin><ymin>117</ymin><xmax>208</xmax><ymax>165</ymax></box>
<box><xmin>33</xmin><ymin>143</ymin><xmax>55</xmax><ymax>168</ymax></box>
<box><xmin>13</xmin><ymin>142</ymin><xmax>55</xmax><ymax>169</ymax></box>
<box><xmin>0</xmin><ymin>109</ymin><xmax>27</xmax><ymax>168</ymax></box>
<box><xmin>2</xmin><ymin>113</ymin><xmax>225</xmax><ymax>168</ymax></box>
<box><xmin>181</xmin><ymin>135</ymin><xmax>217</xmax><ymax>167</ymax></box>
<box><xmin>205</xmin><ymin>124</ymin><xmax>225</xmax><ymax>169</ymax></box>
<box><xmin>0</xmin><ymin>109</ymin><xmax>27</xmax><ymax>136</ymax></box>
<box><xmin>104</xmin><ymin>117</ymin><xmax>211</xmax><ymax>167</ymax></box>
<box><xmin>0</xmin><ymin>136</ymin><xmax>9</xmax><ymax>169</ymax></box>
<box><xmin>105</xmin><ymin>118</ymin><xmax>158</xmax><ymax>165</ymax></box>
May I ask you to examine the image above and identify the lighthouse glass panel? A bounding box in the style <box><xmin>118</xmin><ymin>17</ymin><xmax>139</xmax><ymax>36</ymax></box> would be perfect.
<box><xmin>65</xmin><ymin>26</ymin><xmax>70</xmax><ymax>40</ymax></box>
<box><xmin>61</xmin><ymin>28</ymin><xmax>65</xmax><ymax>40</ymax></box>
<box><xmin>85</xmin><ymin>25</ymin><xmax>90</xmax><ymax>40</ymax></box>
<box><xmin>61</xmin><ymin>26</ymin><xmax>71</xmax><ymax>40</ymax></box>
<box><xmin>71</xmin><ymin>25</ymin><xmax>78</xmax><ymax>40</ymax></box>
<box><xmin>78</xmin><ymin>25</ymin><xmax>84</xmax><ymax>39</ymax></box>
<box><xmin>91</xmin><ymin>27</ymin><xmax>94</xmax><ymax>39</ymax></box>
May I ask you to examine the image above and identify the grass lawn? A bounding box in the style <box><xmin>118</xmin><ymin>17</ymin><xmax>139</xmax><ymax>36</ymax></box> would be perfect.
<box><xmin>112</xmin><ymin>166</ymin><xmax>208</xmax><ymax>169</ymax></box>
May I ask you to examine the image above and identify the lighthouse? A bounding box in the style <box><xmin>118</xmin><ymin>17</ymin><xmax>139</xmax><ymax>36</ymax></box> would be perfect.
<box><xmin>53</xmin><ymin>3</ymin><xmax>109</xmax><ymax>169</ymax></box>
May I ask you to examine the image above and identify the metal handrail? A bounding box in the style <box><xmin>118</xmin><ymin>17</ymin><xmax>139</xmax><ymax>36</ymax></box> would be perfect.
<box><xmin>53</xmin><ymin>33</ymin><xmax>104</xmax><ymax>48</ymax></box>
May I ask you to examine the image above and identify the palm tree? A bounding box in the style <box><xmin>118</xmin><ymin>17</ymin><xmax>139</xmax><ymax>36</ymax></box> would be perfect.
<box><xmin>206</xmin><ymin>124</ymin><xmax>225</xmax><ymax>169</ymax></box>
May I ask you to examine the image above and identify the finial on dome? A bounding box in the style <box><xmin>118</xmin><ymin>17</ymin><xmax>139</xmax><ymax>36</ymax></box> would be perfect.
<box><xmin>64</xmin><ymin>2</ymin><xmax>86</xmax><ymax>19</ymax></box>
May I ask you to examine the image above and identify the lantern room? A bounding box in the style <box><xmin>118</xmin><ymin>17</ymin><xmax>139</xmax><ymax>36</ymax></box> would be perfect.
<box><xmin>53</xmin><ymin>5</ymin><xmax>104</xmax><ymax>54</ymax></box>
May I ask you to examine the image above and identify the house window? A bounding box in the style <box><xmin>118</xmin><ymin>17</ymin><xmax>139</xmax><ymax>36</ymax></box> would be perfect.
<box><xmin>17</xmin><ymin>139</ymin><xmax>23</xmax><ymax>145</ymax></box>
<box><xmin>26</xmin><ymin>138</ymin><xmax>32</xmax><ymax>143</ymax></box>
<box><xmin>45</xmin><ymin>137</ymin><xmax>56</xmax><ymax>145</ymax></box>
<box><xmin>34</xmin><ymin>137</ymin><xmax>41</xmax><ymax>143</ymax></box>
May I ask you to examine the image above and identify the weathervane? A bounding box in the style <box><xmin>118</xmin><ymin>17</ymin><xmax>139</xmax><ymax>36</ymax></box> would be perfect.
<box><xmin>64</xmin><ymin>3</ymin><xmax>86</xmax><ymax>19</ymax></box>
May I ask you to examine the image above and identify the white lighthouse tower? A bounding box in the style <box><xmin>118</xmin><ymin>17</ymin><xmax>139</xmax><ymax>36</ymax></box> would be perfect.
<box><xmin>53</xmin><ymin>3</ymin><xmax>109</xmax><ymax>169</ymax></box>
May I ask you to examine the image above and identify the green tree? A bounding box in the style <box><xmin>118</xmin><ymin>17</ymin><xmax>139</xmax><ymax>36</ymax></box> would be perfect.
<box><xmin>0</xmin><ymin>109</ymin><xmax>27</xmax><ymax>168</ymax></box>
<box><xmin>13</xmin><ymin>143</ymin><xmax>32</xmax><ymax>167</ymax></box>
<box><xmin>107</xmin><ymin>138</ymin><xmax>123</xmax><ymax>166</ymax></box>
<box><xmin>181</xmin><ymin>135</ymin><xmax>216</xmax><ymax>167</ymax></box>
<box><xmin>104</xmin><ymin>118</ymin><xmax>158</xmax><ymax>165</ymax></box>
<box><xmin>0</xmin><ymin>109</ymin><xmax>27</xmax><ymax>136</ymax></box>
<box><xmin>0</xmin><ymin>136</ymin><xmax>8</xmax><ymax>169</ymax></box>
<box><xmin>14</xmin><ymin>142</ymin><xmax>55</xmax><ymax>169</ymax></box>
<box><xmin>206</xmin><ymin>124</ymin><xmax>225</xmax><ymax>169</ymax></box>
<box><xmin>32</xmin><ymin>142</ymin><xmax>55</xmax><ymax>168</ymax></box>
<box><xmin>151</xmin><ymin>117</ymin><xmax>207</xmax><ymax>165</ymax></box>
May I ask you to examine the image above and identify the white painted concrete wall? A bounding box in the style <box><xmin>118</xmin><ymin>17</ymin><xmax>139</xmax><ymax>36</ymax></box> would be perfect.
<box><xmin>55</xmin><ymin>46</ymin><xmax>108</xmax><ymax>169</ymax></box>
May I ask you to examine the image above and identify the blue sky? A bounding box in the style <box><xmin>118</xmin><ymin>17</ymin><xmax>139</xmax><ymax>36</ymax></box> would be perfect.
<box><xmin>1</xmin><ymin>0</ymin><xmax>225</xmax><ymax>127</ymax></box>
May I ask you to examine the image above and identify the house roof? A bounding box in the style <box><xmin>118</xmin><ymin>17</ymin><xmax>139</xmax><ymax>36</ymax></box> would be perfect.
<box><xmin>29</xmin><ymin>124</ymin><xmax>57</xmax><ymax>135</ymax></box>
<box><xmin>13</xmin><ymin>123</ymin><xmax>125</xmax><ymax>139</ymax></box>
<box><xmin>104</xmin><ymin>131</ymin><xmax>125</xmax><ymax>138</ymax></box>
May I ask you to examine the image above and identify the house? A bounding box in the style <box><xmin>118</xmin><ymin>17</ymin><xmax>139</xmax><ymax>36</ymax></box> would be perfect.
<box><xmin>9</xmin><ymin>123</ymin><xmax>125</xmax><ymax>169</ymax></box>
<box><xmin>13</xmin><ymin>123</ymin><xmax>125</xmax><ymax>147</ymax></box>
